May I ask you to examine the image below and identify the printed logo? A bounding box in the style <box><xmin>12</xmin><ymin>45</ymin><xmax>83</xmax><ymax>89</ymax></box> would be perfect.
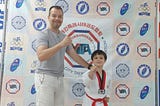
<box><xmin>65</xmin><ymin>29</ymin><xmax>102</xmax><ymax>68</ymax></box>
<box><xmin>140</xmin><ymin>23</ymin><xmax>149</xmax><ymax>36</ymax></box>
<box><xmin>72</xmin><ymin>83</ymin><xmax>85</xmax><ymax>97</ymax></box>
<box><xmin>62</xmin><ymin>22</ymin><xmax>107</xmax><ymax>76</ymax></box>
<box><xmin>137</xmin><ymin>64</ymin><xmax>151</xmax><ymax>78</ymax></box>
<box><xmin>6</xmin><ymin>79</ymin><xmax>20</xmax><ymax>94</ymax></box>
<box><xmin>138</xmin><ymin>2</ymin><xmax>150</xmax><ymax>16</ymax></box>
<box><xmin>16</xmin><ymin>0</ymin><xmax>24</xmax><ymax>8</ymax></box>
<box><xmin>0</xmin><ymin>42</ymin><xmax>2</xmax><ymax>52</ymax></box>
<box><xmin>76</xmin><ymin>1</ymin><xmax>89</xmax><ymax>15</ymax></box>
<box><xmin>55</xmin><ymin>0</ymin><xmax>69</xmax><ymax>13</ymax></box>
<box><xmin>116</xmin><ymin>63</ymin><xmax>130</xmax><ymax>78</ymax></box>
<box><xmin>115</xmin><ymin>84</ymin><xmax>130</xmax><ymax>99</ymax></box>
<box><xmin>120</xmin><ymin>3</ymin><xmax>129</xmax><ymax>15</ymax></box>
<box><xmin>10</xmin><ymin>37</ymin><xmax>23</xmax><ymax>51</ymax></box>
<box><xmin>7</xmin><ymin>102</ymin><xmax>15</xmax><ymax>106</ymax></box>
<box><xmin>31</xmin><ymin>84</ymin><xmax>36</xmax><ymax>94</ymax></box>
<box><xmin>116</xmin><ymin>43</ymin><xmax>129</xmax><ymax>56</ymax></box>
<box><xmin>96</xmin><ymin>2</ymin><xmax>110</xmax><ymax>16</ymax></box>
<box><xmin>33</xmin><ymin>18</ymin><xmax>46</xmax><ymax>31</ymax></box>
<box><xmin>0</xmin><ymin>9</ymin><xmax>4</xmax><ymax>30</ymax></box>
<box><xmin>116</xmin><ymin>23</ymin><xmax>130</xmax><ymax>36</ymax></box>
<box><xmin>10</xmin><ymin>58</ymin><xmax>20</xmax><ymax>72</ymax></box>
<box><xmin>34</xmin><ymin>0</ymin><xmax>46</xmax><ymax>11</ymax></box>
<box><xmin>137</xmin><ymin>43</ymin><xmax>151</xmax><ymax>57</ymax></box>
<box><xmin>140</xmin><ymin>85</ymin><xmax>150</xmax><ymax>99</ymax></box>
<box><xmin>11</xmin><ymin>16</ymin><xmax>26</xmax><ymax>30</ymax></box>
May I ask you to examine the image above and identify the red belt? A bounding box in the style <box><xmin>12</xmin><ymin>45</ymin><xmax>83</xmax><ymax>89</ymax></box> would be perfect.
<box><xmin>86</xmin><ymin>93</ymin><xmax>108</xmax><ymax>106</ymax></box>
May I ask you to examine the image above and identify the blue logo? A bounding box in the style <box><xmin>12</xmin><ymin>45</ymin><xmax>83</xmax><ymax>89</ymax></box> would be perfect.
<box><xmin>140</xmin><ymin>85</ymin><xmax>149</xmax><ymax>99</ymax></box>
<box><xmin>138</xmin><ymin>2</ymin><xmax>150</xmax><ymax>16</ymax></box>
<box><xmin>140</xmin><ymin>23</ymin><xmax>149</xmax><ymax>36</ymax></box>
<box><xmin>16</xmin><ymin>0</ymin><xmax>24</xmax><ymax>8</ymax></box>
<box><xmin>74</xmin><ymin>43</ymin><xmax>91</xmax><ymax>55</ymax></box>
<box><xmin>0</xmin><ymin>42</ymin><xmax>2</xmax><ymax>52</ymax></box>
<box><xmin>116</xmin><ymin>43</ymin><xmax>129</xmax><ymax>56</ymax></box>
<box><xmin>34</xmin><ymin>0</ymin><xmax>46</xmax><ymax>11</ymax></box>
<box><xmin>31</xmin><ymin>84</ymin><xmax>36</xmax><ymax>94</ymax></box>
<box><xmin>76</xmin><ymin>1</ymin><xmax>89</xmax><ymax>15</ymax></box>
<box><xmin>120</xmin><ymin>3</ymin><xmax>129</xmax><ymax>15</ymax></box>
<box><xmin>137</xmin><ymin>64</ymin><xmax>151</xmax><ymax>78</ymax></box>
<box><xmin>10</xmin><ymin>58</ymin><xmax>20</xmax><ymax>72</ymax></box>
<box><xmin>33</xmin><ymin>18</ymin><xmax>46</xmax><ymax>31</ymax></box>
<box><xmin>0</xmin><ymin>9</ymin><xmax>4</xmax><ymax>30</ymax></box>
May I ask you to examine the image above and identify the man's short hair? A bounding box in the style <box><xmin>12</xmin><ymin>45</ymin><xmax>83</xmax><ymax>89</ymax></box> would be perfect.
<box><xmin>48</xmin><ymin>6</ymin><xmax>63</xmax><ymax>16</ymax></box>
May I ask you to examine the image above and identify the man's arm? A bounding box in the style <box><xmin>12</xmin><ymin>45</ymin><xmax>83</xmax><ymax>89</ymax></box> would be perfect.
<box><xmin>37</xmin><ymin>43</ymin><xmax>63</xmax><ymax>61</ymax></box>
<box><xmin>66</xmin><ymin>48</ymin><xmax>89</xmax><ymax>68</ymax></box>
<box><xmin>37</xmin><ymin>36</ymin><xmax>72</xmax><ymax>61</ymax></box>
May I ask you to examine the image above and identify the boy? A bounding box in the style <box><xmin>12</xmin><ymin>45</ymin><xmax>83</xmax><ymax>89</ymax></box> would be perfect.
<box><xmin>82</xmin><ymin>50</ymin><xmax>111</xmax><ymax>106</ymax></box>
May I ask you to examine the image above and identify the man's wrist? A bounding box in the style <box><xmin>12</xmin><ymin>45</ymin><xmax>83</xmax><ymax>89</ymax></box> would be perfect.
<box><xmin>88</xmin><ymin>64</ymin><xmax>92</xmax><ymax>69</ymax></box>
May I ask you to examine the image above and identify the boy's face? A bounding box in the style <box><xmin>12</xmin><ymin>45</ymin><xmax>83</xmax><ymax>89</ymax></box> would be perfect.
<box><xmin>92</xmin><ymin>54</ymin><xmax>106</xmax><ymax>67</ymax></box>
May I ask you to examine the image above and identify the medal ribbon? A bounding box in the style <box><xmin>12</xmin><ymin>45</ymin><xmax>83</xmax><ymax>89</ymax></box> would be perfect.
<box><xmin>96</xmin><ymin>70</ymin><xmax>106</xmax><ymax>90</ymax></box>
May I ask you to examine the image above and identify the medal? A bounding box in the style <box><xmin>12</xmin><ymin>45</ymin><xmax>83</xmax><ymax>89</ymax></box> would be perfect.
<box><xmin>98</xmin><ymin>89</ymin><xmax>105</xmax><ymax>94</ymax></box>
<box><xmin>96</xmin><ymin>70</ymin><xmax>106</xmax><ymax>95</ymax></box>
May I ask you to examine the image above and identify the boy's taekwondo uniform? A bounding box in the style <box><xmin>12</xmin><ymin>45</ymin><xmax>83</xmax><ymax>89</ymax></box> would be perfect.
<box><xmin>82</xmin><ymin>70</ymin><xmax>111</xmax><ymax>106</ymax></box>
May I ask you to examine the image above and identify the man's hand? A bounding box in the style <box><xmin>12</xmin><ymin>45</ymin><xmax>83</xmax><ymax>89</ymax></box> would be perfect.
<box><xmin>60</xmin><ymin>36</ymin><xmax>72</xmax><ymax>47</ymax></box>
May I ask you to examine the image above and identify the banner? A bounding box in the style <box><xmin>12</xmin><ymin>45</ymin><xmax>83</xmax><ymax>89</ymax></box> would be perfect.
<box><xmin>0</xmin><ymin>0</ymin><xmax>157</xmax><ymax>106</ymax></box>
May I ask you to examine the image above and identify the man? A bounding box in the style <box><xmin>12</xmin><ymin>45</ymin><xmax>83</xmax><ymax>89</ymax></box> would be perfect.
<box><xmin>35</xmin><ymin>6</ymin><xmax>93</xmax><ymax>106</ymax></box>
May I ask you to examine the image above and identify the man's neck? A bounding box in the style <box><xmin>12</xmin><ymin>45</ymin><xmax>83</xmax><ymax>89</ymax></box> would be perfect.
<box><xmin>49</xmin><ymin>27</ymin><xmax>60</xmax><ymax>34</ymax></box>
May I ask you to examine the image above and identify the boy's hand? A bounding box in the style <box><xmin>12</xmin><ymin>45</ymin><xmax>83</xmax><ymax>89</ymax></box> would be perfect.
<box><xmin>104</xmin><ymin>97</ymin><xmax>110</xmax><ymax>103</ymax></box>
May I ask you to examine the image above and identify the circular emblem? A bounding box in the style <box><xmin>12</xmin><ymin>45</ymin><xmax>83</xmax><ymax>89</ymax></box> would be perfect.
<box><xmin>137</xmin><ymin>43</ymin><xmax>151</xmax><ymax>57</ymax></box>
<box><xmin>116</xmin><ymin>23</ymin><xmax>130</xmax><ymax>36</ymax></box>
<box><xmin>137</xmin><ymin>64</ymin><xmax>151</xmax><ymax>78</ymax></box>
<box><xmin>55</xmin><ymin>0</ymin><xmax>69</xmax><ymax>13</ymax></box>
<box><xmin>116</xmin><ymin>63</ymin><xmax>130</xmax><ymax>78</ymax></box>
<box><xmin>72</xmin><ymin>83</ymin><xmax>85</xmax><ymax>97</ymax></box>
<box><xmin>12</xmin><ymin>16</ymin><xmax>26</xmax><ymax>30</ymax></box>
<box><xmin>6</xmin><ymin>79</ymin><xmax>20</xmax><ymax>94</ymax></box>
<box><xmin>97</xmin><ymin>2</ymin><xmax>110</xmax><ymax>16</ymax></box>
<box><xmin>115</xmin><ymin>84</ymin><xmax>130</xmax><ymax>99</ymax></box>
<box><xmin>33</xmin><ymin>18</ymin><xmax>46</xmax><ymax>31</ymax></box>
<box><xmin>76</xmin><ymin>1</ymin><xmax>89</xmax><ymax>15</ymax></box>
<box><xmin>62</xmin><ymin>22</ymin><xmax>106</xmax><ymax>77</ymax></box>
<box><xmin>116</xmin><ymin>43</ymin><xmax>129</xmax><ymax>56</ymax></box>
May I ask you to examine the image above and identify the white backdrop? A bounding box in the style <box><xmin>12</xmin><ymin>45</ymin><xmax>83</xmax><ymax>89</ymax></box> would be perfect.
<box><xmin>0</xmin><ymin>0</ymin><xmax>158</xmax><ymax>106</ymax></box>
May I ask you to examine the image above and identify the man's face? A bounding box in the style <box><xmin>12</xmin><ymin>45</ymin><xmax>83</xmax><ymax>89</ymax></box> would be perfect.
<box><xmin>48</xmin><ymin>8</ymin><xmax>63</xmax><ymax>29</ymax></box>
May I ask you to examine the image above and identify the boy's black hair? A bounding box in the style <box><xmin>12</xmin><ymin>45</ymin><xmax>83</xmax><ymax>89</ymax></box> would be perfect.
<box><xmin>91</xmin><ymin>50</ymin><xmax>107</xmax><ymax>60</ymax></box>
<box><xmin>48</xmin><ymin>6</ymin><xmax>63</xmax><ymax>16</ymax></box>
